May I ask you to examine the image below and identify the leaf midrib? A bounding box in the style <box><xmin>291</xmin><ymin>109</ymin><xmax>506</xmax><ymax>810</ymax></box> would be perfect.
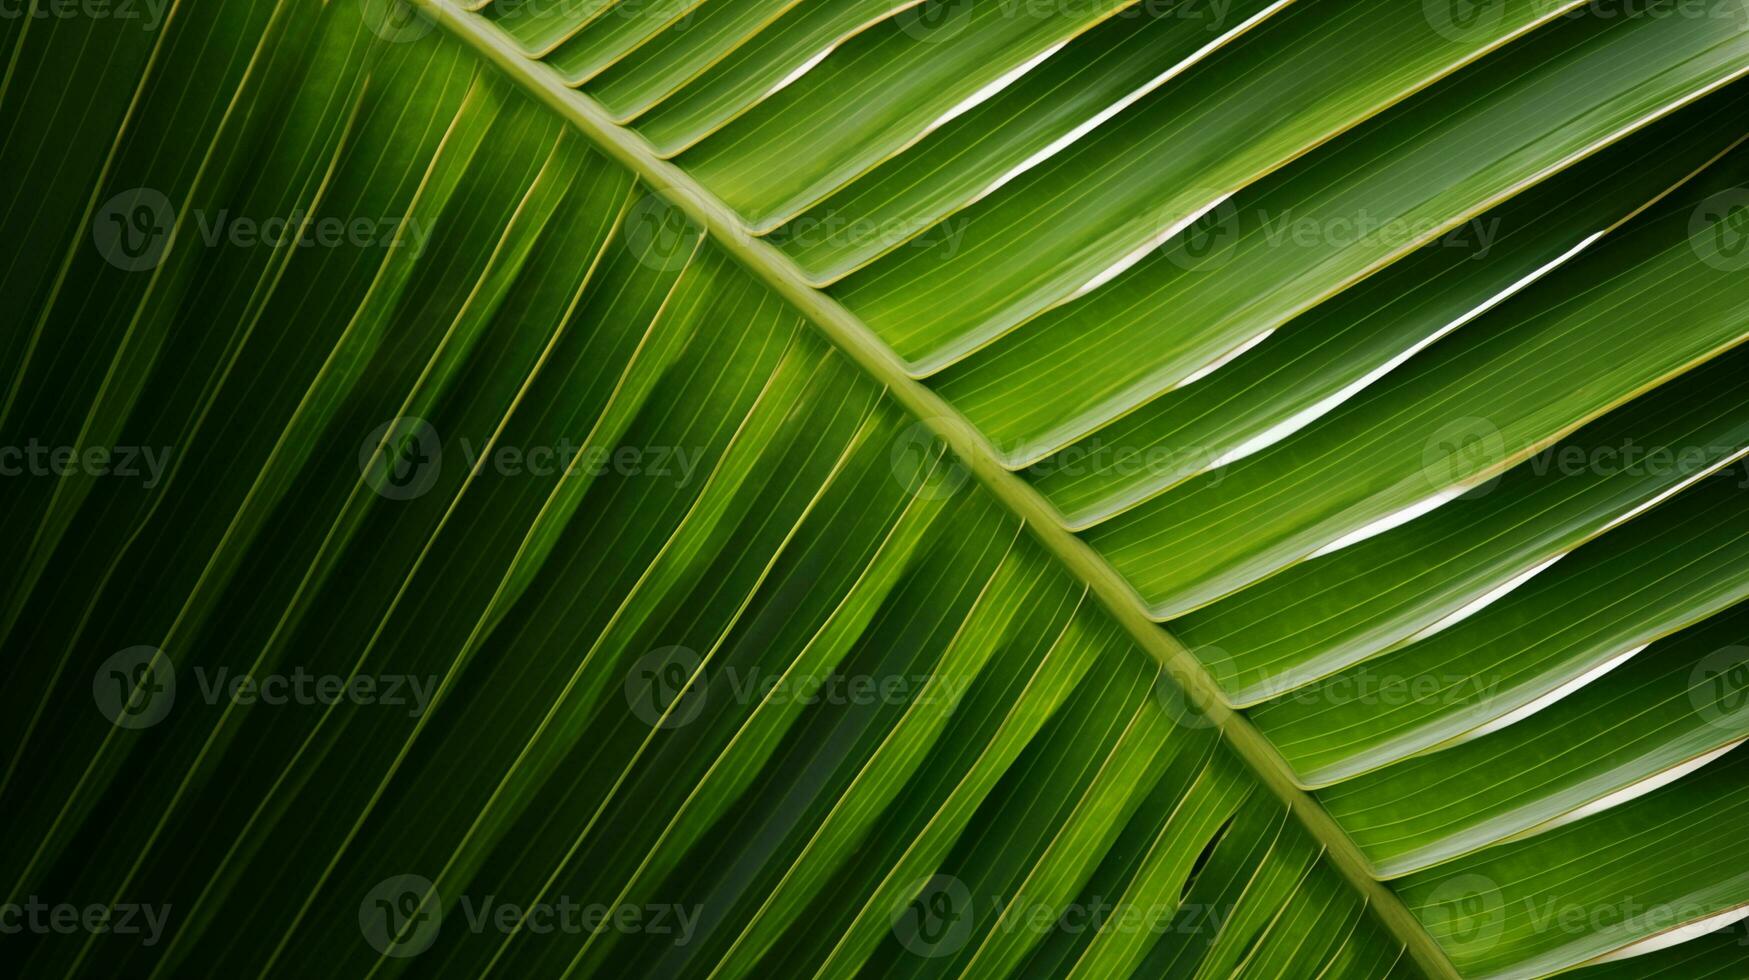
<box><xmin>409</xmin><ymin>2</ymin><xmax>1459</xmax><ymax>974</ymax></box>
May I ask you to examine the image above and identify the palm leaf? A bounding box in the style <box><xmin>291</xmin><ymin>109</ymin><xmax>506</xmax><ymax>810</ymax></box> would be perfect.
<box><xmin>3</xmin><ymin>0</ymin><xmax>1749</xmax><ymax>977</ymax></box>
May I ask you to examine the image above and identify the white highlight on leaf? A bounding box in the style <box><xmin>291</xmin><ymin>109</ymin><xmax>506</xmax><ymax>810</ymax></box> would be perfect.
<box><xmin>764</xmin><ymin>46</ymin><xmax>836</xmax><ymax>100</ymax></box>
<box><xmin>969</xmin><ymin>0</ymin><xmax>1296</xmax><ymax>205</ymax></box>
<box><xmin>1457</xmin><ymin>644</ymin><xmax>1645</xmax><ymax>744</ymax></box>
<box><xmin>1403</xmin><ymin>554</ymin><xmax>1565</xmax><ymax>645</ymax></box>
<box><xmin>1585</xmin><ymin>903</ymin><xmax>1749</xmax><ymax>965</ymax></box>
<box><xmin>1302</xmin><ymin>372</ymin><xmax>1749</xmax><ymax>566</ymax></box>
<box><xmin>1390</xmin><ymin>445</ymin><xmax>1749</xmax><ymax>649</ymax></box>
<box><xmin>1598</xmin><ymin>444</ymin><xmax>1749</xmax><ymax>536</ymax></box>
<box><xmin>1202</xmin><ymin>231</ymin><xmax>1610</xmax><ymax>474</ymax></box>
<box><xmin>1289</xmin><ymin>398</ymin><xmax>1749</xmax><ymax>623</ymax></box>
<box><xmin>1176</xmin><ymin>328</ymin><xmax>1275</xmax><ymax>389</ymax></box>
<box><xmin>924</xmin><ymin>42</ymin><xmax>1067</xmax><ymax>136</ymax></box>
<box><xmin>1526</xmin><ymin>739</ymin><xmax>1747</xmax><ymax>838</ymax></box>
<box><xmin>1308</xmin><ymin>482</ymin><xmax>1476</xmax><ymax>560</ymax></box>
<box><xmin>1069</xmin><ymin>193</ymin><xmax>1231</xmax><ymax>299</ymax></box>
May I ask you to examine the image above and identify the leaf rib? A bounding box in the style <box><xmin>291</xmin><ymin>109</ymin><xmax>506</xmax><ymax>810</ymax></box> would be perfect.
<box><xmin>410</xmin><ymin>0</ymin><xmax>1462</xmax><ymax>976</ymax></box>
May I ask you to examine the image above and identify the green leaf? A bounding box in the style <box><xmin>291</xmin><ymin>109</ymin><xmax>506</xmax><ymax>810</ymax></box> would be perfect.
<box><xmin>8</xmin><ymin>0</ymin><xmax>1749</xmax><ymax>977</ymax></box>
